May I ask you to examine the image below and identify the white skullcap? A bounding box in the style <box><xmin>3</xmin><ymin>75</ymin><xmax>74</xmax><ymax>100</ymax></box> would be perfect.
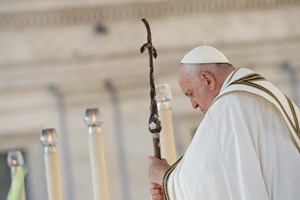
<box><xmin>181</xmin><ymin>45</ymin><xmax>230</xmax><ymax>64</ymax></box>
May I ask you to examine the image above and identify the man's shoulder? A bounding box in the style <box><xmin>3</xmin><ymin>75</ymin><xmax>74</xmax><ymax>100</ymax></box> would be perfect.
<box><xmin>211</xmin><ymin>91</ymin><xmax>256</xmax><ymax>110</ymax></box>
<box><xmin>209</xmin><ymin>91</ymin><xmax>274</xmax><ymax>119</ymax></box>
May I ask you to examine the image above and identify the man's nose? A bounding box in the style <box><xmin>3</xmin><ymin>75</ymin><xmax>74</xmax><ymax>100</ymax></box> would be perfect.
<box><xmin>190</xmin><ymin>99</ymin><xmax>198</xmax><ymax>109</ymax></box>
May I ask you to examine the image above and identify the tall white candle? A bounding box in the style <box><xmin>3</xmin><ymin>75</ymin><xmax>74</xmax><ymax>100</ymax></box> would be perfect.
<box><xmin>40</xmin><ymin>129</ymin><xmax>63</xmax><ymax>200</ymax></box>
<box><xmin>7</xmin><ymin>150</ymin><xmax>26</xmax><ymax>200</ymax></box>
<box><xmin>84</xmin><ymin>108</ymin><xmax>109</xmax><ymax>200</ymax></box>
<box><xmin>156</xmin><ymin>84</ymin><xmax>177</xmax><ymax>164</ymax></box>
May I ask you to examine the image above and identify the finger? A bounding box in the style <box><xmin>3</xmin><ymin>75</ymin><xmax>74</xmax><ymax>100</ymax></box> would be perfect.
<box><xmin>151</xmin><ymin>182</ymin><xmax>162</xmax><ymax>188</ymax></box>
<box><xmin>149</xmin><ymin>156</ymin><xmax>162</xmax><ymax>163</ymax></box>
<box><xmin>151</xmin><ymin>193</ymin><xmax>164</xmax><ymax>200</ymax></box>
<box><xmin>150</xmin><ymin>188</ymin><xmax>163</xmax><ymax>195</ymax></box>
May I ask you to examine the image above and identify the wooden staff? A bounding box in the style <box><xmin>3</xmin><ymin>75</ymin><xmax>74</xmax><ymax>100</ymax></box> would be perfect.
<box><xmin>140</xmin><ymin>18</ymin><xmax>162</xmax><ymax>159</ymax></box>
<box><xmin>84</xmin><ymin>108</ymin><xmax>109</xmax><ymax>200</ymax></box>
<box><xmin>40</xmin><ymin>128</ymin><xmax>63</xmax><ymax>200</ymax></box>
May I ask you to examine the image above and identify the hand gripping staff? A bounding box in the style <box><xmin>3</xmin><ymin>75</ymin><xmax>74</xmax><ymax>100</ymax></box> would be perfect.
<box><xmin>140</xmin><ymin>18</ymin><xmax>162</xmax><ymax>159</ymax></box>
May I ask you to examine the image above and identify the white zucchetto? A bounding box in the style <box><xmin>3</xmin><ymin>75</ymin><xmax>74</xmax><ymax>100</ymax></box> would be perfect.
<box><xmin>181</xmin><ymin>45</ymin><xmax>230</xmax><ymax>64</ymax></box>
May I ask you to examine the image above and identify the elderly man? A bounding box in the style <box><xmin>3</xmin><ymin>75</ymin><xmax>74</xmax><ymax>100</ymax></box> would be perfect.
<box><xmin>148</xmin><ymin>45</ymin><xmax>300</xmax><ymax>200</ymax></box>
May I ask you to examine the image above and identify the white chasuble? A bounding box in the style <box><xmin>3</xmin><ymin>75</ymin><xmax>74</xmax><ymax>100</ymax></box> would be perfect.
<box><xmin>163</xmin><ymin>68</ymin><xmax>300</xmax><ymax>200</ymax></box>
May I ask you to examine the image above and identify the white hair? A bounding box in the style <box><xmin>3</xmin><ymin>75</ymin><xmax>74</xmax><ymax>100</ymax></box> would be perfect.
<box><xmin>180</xmin><ymin>63</ymin><xmax>234</xmax><ymax>80</ymax></box>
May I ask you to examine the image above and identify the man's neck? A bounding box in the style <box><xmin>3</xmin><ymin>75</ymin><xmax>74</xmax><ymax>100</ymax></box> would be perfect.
<box><xmin>217</xmin><ymin>67</ymin><xmax>235</xmax><ymax>91</ymax></box>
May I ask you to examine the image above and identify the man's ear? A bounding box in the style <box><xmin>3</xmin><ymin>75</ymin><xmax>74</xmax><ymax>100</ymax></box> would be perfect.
<box><xmin>200</xmin><ymin>72</ymin><xmax>216</xmax><ymax>90</ymax></box>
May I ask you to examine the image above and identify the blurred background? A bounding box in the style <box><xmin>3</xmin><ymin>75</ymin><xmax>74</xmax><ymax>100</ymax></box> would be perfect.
<box><xmin>0</xmin><ymin>0</ymin><xmax>299</xmax><ymax>199</ymax></box>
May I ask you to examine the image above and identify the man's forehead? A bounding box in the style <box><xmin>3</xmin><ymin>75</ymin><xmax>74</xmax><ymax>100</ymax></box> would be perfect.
<box><xmin>179</xmin><ymin>74</ymin><xmax>193</xmax><ymax>89</ymax></box>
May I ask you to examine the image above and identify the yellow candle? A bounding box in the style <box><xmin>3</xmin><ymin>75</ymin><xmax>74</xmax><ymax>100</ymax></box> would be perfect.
<box><xmin>156</xmin><ymin>84</ymin><xmax>177</xmax><ymax>164</ymax></box>
<box><xmin>85</xmin><ymin>108</ymin><xmax>109</xmax><ymax>200</ymax></box>
<box><xmin>40</xmin><ymin>129</ymin><xmax>63</xmax><ymax>200</ymax></box>
<box><xmin>88</xmin><ymin>127</ymin><xmax>109</xmax><ymax>200</ymax></box>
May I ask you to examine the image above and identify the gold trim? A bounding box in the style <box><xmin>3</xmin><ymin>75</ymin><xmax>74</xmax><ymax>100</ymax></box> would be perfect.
<box><xmin>214</xmin><ymin>72</ymin><xmax>264</xmax><ymax>104</ymax></box>
<box><xmin>230</xmin><ymin>73</ymin><xmax>265</xmax><ymax>84</ymax></box>
<box><xmin>226</xmin><ymin>68</ymin><xmax>240</xmax><ymax>84</ymax></box>
<box><xmin>285</xmin><ymin>95</ymin><xmax>300</xmax><ymax>137</ymax></box>
<box><xmin>162</xmin><ymin>156</ymin><xmax>183</xmax><ymax>200</ymax></box>
<box><xmin>230</xmin><ymin>81</ymin><xmax>298</xmax><ymax>134</ymax></box>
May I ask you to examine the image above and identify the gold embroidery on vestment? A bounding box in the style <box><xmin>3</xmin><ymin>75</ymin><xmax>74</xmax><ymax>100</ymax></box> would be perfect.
<box><xmin>163</xmin><ymin>156</ymin><xmax>183</xmax><ymax>200</ymax></box>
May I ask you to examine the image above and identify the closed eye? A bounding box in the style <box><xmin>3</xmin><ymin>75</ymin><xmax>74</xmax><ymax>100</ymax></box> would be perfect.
<box><xmin>185</xmin><ymin>91</ymin><xmax>193</xmax><ymax>97</ymax></box>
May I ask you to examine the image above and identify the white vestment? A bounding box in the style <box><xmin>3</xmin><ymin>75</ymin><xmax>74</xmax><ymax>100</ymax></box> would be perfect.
<box><xmin>163</xmin><ymin>68</ymin><xmax>300</xmax><ymax>200</ymax></box>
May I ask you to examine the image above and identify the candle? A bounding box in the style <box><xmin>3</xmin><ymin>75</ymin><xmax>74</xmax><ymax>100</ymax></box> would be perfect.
<box><xmin>40</xmin><ymin>129</ymin><xmax>63</xmax><ymax>200</ymax></box>
<box><xmin>7</xmin><ymin>150</ymin><xmax>26</xmax><ymax>200</ymax></box>
<box><xmin>84</xmin><ymin>108</ymin><xmax>109</xmax><ymax>200</ymax></box>
<box><xmin>156</xmin><ymin>84</ymin><xmax>177</xmax><ymax>164</ymax></box>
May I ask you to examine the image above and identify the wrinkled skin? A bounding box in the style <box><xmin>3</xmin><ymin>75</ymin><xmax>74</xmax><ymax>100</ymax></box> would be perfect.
<box><xmin>178</xmin><ymin>67</ymin><xmax>219</xmax><ymax>113</ymax></box>
<box><xmin>148</xmin><ymin>156</ymin><xmax>170</xmax><ymax>184</ymax></box>
<box><xmin>150</xmin><ymin>182</ymin><xmax>164</xmax><ymax>200</ymax></box>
